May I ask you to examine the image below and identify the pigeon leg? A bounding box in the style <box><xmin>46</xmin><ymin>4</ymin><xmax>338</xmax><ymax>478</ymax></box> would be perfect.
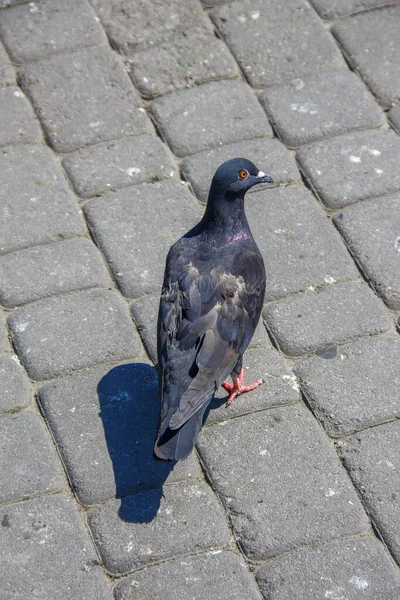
<box><xmin>222</xmin><ymin>369</ymin><xmax>263</xmax><ymax>406</ymax></box>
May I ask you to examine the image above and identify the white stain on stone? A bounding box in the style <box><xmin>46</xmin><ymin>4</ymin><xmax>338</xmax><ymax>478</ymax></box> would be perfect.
<box><xmin>89</xmin><ymin>121</ymin><xmax>101</xmax><ymax>128</ymax></box>
<box><xmin>349</xmin><ymin>155</ymin><xmax>361</xmax><ymax>163</ymax></box>
<box><xmin>251</xmin><ymin>10</ymin><xmax>260</xmax><ymax>19</ymax></box>
<box><xmin>324</xmin><ymin>590</ymin><xmax>345</xmax><ymax>600</ymax></box>
<box><xmin>13</xmin><ymin>90</ymin><xmax>23</xmax><ymax>98</ymax></box>
<box><xmin>282</xmin><ymin>374</ymin><xmax>300</xmax><ymax>392</ymax></box>
<box><xmin>126</xmin><ymin>167</ymin><xmax>141</xmax><ymax>177</ymax></box>
<box><xmin>259</xmin><ymin>449</ymin><xmax>268</xmax><ymax>456</ymax></box>
<box><xmin>29</xmin><ymin>2</ymin><xmax>38</xmax><ymax>12</ymax></box>
<box><xmin>290</xmin><ymin>103</ymin><xmax>318</xmax><ymax>115</ymax></box>
<box><xmin>375</xmin><ymin>168</ymin><xmax>384</xmax><ymax>175</ymax></box>
<box><xmin>369</xmin><ymin>148</ymin><xmax>381</xmax><ymax>156</ymax></box>
<box><xmin>15</xmin><ymin>322</ymin><xmax>28</xmax><ymax>333</ymax></box>
<box><xmin>349</xmin><ymin>575</ymin><xmax>368</xmax><ymax>589</ymax></box>
<box><xmin>324</xmin><ymin>276</ymin><xmax>336</xmax><ymax>284</ymax></box>
<box><xmin>238</xmin><ymin>14</ymin><xmax>247</xmax><ymax>23</ymax></box>
<box><xmin>325</xmin><ymin>488</ymin><xmax>336</xmax><ymax>497</ymax></box>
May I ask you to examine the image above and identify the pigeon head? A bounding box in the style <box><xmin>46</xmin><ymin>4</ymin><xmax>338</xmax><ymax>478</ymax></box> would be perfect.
<box><xmin>209</xmin><ymin>158</ymin><xmax>273</xmax><ymax>199</ymax></box>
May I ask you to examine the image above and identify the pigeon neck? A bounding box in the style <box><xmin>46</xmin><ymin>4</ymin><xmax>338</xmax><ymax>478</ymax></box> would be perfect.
<box><xmin>202</xmin><ymin>192</ymin><xmax>250</xmax><ymax>236</ymax></box>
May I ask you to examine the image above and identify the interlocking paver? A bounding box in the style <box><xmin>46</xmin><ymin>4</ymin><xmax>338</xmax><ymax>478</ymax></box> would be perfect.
<box><xmin>0</xmin><ymin>86</ymin><xmax>42</xmax><ymax>148</ymax></box>
<box><xmin>334</xmin><ymin>193</ymin><xmax>400</xmax><ymax>310</ymax></box>
<box><xmin>259</xmin><ymin>71</ymin><xmax>383</xmax><ymax>148</ymax></box>
<box><xmin>297</xmin><ymin>130</ymin><xmax>400</xmax><ymax>209</ymax></box>
<box><xmin>256</xmin><ymin>537</ymin><xmax>400</xmax><ymax>599</ymax></box>
<box><xmin>0</xmin><ymin>412</ymin><xmax>64</xmax><ymax>503</ymax></box>
<box><xmin>0</xmin><ymin>0</ymin><xmax>107</xmax><ymax>63</ymax></box>
<box><xmin>62</xmin><ymin>135</ymin><xmax>177</xmax><ymax>199</ymax></box>
<box><xmin>150</xmin><ymin>80</ymin><xmax>273</xmax><ymax>158</ymax></box>
<box><xmin>8</xmin><ymin>289</ymin><xmax>143</xmax><ymax>380</ymax></box>
<box><xmin>84</xmin><ymin>181</ymin><xmax>202</xmax><ymax>297</ymax></box>
<box><xmin>197</xmin><ymin>405</ymin><xmax>370</xmax><ymax>561</ymax></box>
<box><xmin>130</xmin><ymin>294</ymin><xmax>159</xmax><ymax>363</ymax></box>
<box><xmin>87</xmin><ymin>481</ymin><xmax>231</xmax><ymax>575</ymax></box>
<box><xmin>309</xmin><ymin>0</ymin><xmax>393</xmax><ymax>20</ymax></box>
<box><xmin>19</xmin><ymin>47</ymin><xmax>153</xmax><ymax>153</ymax></box>
<box><xmin>0</xmin><ymin>495</ymin><xmax>112</xmax><ymax>600</ymax></box>
<box><xmin>389</xmin><ymin>105</ymin><xmax>400</xmax><ymax>134</ymax></box>
<box><xmin>0</xmin><ymin>355</ymin><xmax>32</xmax><ymax>414</ymax></box>
<box><xmin>114</xmin><ymin>551</ymin><xmax>263</xmax><ymax>600</ymax></box>
<box><xmin>294</xmin><ymin>338</ymin><xmax>400</xmax><ymax>437</ymax></box>
<box><xmin>0</xmin><ymin>144</ymin><xmax>85</xmax><ymax>255</ymax></box>
<box><xmin>264</xmin><ymin>282</ymin><xmax>391</xmax><ymax>357</ymax></box>
<box><xmin>338</xmin><ymin>421</ymin><xmax>400</xmax><ymax>564</ymax></box>
<box><xmin>0</xmin><ymin>309</ymin><xmax>8</xmax><ymax>352</ymax></box>
<box><xmin>39</xmin><ymin>363</ymin><xmax>201</xmax><ymax>506</ymax></box>
<box><xmin>181</xmin><ymin>137</ymin><xmax>300</xmax><ymax>203</ymax></box>
<box><xmin>210</xmin><ymin>0</ymin><xmax>345</xmax><ymax>88</ymax></box>
<box><xmin>333</xmin><ymin>6</ymin><xmax>400</xmax><ymax>107</ymax></box>
<box><xmin>0</xmin><ymin>39</ymin><xmax>15</xmax><ymax>85</ymax></box>
<box><xmin>0</xmin><ymin>238</ymin><xmax>111</xmax><ymax>308</ymax></box>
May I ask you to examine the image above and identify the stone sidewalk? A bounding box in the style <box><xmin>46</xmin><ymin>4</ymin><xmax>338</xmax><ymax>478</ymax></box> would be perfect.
<box><xmin>0</xmin><ymin>0</ymin><xmax>399</xmax><ymax>598</ymax></box>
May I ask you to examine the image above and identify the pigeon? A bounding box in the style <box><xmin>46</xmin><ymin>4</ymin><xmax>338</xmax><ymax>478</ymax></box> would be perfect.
<box><xmin>154</xmin><ymin>158</ymin><xmax>273</xmax><ymax>461</ymax></box>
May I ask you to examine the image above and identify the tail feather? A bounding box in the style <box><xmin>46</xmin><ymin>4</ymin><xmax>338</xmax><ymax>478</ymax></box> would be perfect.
<box><xmin>154</xmin><ymin>403</ymin><xmax>208</xmax><ymax>461</ymax></box>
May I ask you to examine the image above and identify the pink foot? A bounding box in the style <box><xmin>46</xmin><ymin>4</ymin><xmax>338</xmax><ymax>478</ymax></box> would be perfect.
<box><xmin>221</xmin><ymin>368</ymin><xmax>264</xmax><ymax>406</ymax></box>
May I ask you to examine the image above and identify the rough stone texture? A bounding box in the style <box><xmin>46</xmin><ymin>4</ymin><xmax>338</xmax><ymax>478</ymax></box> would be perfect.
<box><xmin>333</xmin><ymin>6</ymin><xmax>400</xmax><ymax>106</ymax></box>
<box><xmin>259</xmin><ymin>71</ymin><xmax>383</xmax><ymax>148</ymax></box>
<box><xmin>210</xmin><ymin>0</ymin><xmax>345</xmax><ymax>88</ymax></box>
<box><xmin>0</xmin><ymin>238</ymin><xmax>111</xmax><ymax>308</ymax></box>
<box><xmin>338</xmin><ymin>421</ymin><xmax>400</xmax><ymax>564</ymax></box>
<box><xmin>247</xmin><ymin>186</ymin><xmax>358</xmax><ymax>301</ymax></box>
<box><xmin>150</xmin><ymin>80</ymin><xmax>273</xmax><ymax>158</ymax></box>
<box><xmin>128</xmin><ymin>33</ymin><xmax>240</xmax><ymax>99</ymax></box>
<box><xmin>0</xmin><ymin>310</ymin><xmax>8</xmax><ymax>352</ymax></box>
<box><xmin>0</xmin><ymin>0</ymin><xmax>24</xmax><ymax>6</ymax></box>
<box><xmin>0</xmin><ymin>145</ymin><xmax>85</xmax><ymax>254</ymax></box>
<box><xmin>130</xmin><ymin>294</ymin><xmax>159</xmax><ymax>364</ymax></box>
<box><xmin>0</xmin><ymin>0</ymin><xmax>107</xmax><ymax>63</ymax></box>
<box><xmin>0</xmin><ymin>86</ymin><xmax>42</xmax><ymax>148</ymax></box>
<box><xmin>19</xmin><ymin>47</ymin><xmax>153</xmax><ymax>153</ymax></box>
<box><xmin>8</xmin><ymin>289</ymin><xmax>143</xmax><ymax>380</ymax></box>
<box><xmin>87</xmin><ymin>481</ymin><xmax>231</xmax><ymax>575</ymax></box>
<box><xmin>181</xmin><ymin>137</ymin><xmax>300</xmax><ymax>203</ymax></box>
<box><xmin>309</xmin><ymin>0</ymin><xmax>396</xmax><ymax>20</ymax></box>
<box><xmin>297</xmin><ymin>130</ymin><xmax>400</xmax><ymax>209</ymax></box>
<box><xmin>0</xmin><ymin>355</ymin><xmax>32</xmax><ymax>414</ymax></box>
<box><xmin>197</xmin><ymin>405</ymin><xmax>370</xmax><ymax>561</ymax></box>
<box><xmin>0</xmin><ymin>40</ymin><xmax>15</xmax><ymax>85</ymax></box>
<box><xmin>114</xmin><ymin>551</ymin><xmax>263</xmax><ymax>600</ymax></box>
<box><xmin>249</xmin><ymin>319</ymin><xmax>273</xmax><ymax>349</ymax></box>
<box><xmin>389</xmin><ymin>105</ymin><xmax>400</xmax><ymax>134</ymax></box>
<box><xmin>39</xmin><ymin>363</ymin><xmax>201</xmax><ymax>506</ymax></box>
<box><xmin>62</xmin><ymin>135</ymin><xmax>177</xmax><ymax>199</ymax></box>
<box><xmin>264</xmin><ymin>282</ymin><xmax>391</xmax><ymax>357</ymax></box>
<box><xmin>84</xmin><ymin>181</ymin><xmax>202</xmax><ymax>297</ymax></box>
<box><xmin>294</xmin><ymin>338</ymin><xmax>400</xmax><ymax>437</ymax></box>
<box><xmin>0</xmin><ymin>412</ymin><xmax>64</xmax><ymax>503</ymax></box>
<box><xmin>0</xmin><ymin>495</ymin><xmax>112</xmax><ymax>600</ymax></box>
<box><xmin>256</xmin><ymin>537</ymin><xmax>400</xmax><ymax>599</ymax></box>
<box><xmin>334</xmin><ymin>194</ymin><xmax>400</xmax><ymax>310</ymax></box>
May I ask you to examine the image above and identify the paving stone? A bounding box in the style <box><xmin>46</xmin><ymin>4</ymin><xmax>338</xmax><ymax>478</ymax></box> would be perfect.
<box><xmin>263</xmin><ymin>282</ymin><xmax>391</xmax><ymax>357</ymax></box>
<box><xmin>114</xmin><ymin>551</ymin><xmax>263</xmax><ymax>600</ymax></box>
<box><xmin>210</xmin><ymin>0</ymin><xmax>345</xmax><ymax>88</ymax></box>
<box><xmin>338</xmin><ymin>421</ymin><xmax>400</xmax><ymax>564</ymax></box>
<box><xmin>63</xmin><ymin>135</ymin><xmax>177</xmax><ymax>199</ymax></box>
<box><xmin>334</xmin><ymin>193</ymin><xmax>400</xmax><ymax>310</ymax></box>
<box><xmin>128</xmin><ymin>33</ymin><xmax>240</xmax><ymax>99</ymax></box>
<box><xmin>0</xmin><ymin>412</ymin><xmax>64</xmax><ymax>503</ymax></box>
<box><xmin>0</xmin><ymin>86</ymin><xmax>42</xmax><ymax>148</ymax></box>
<box><xmin>0</xmin><ymin>41</ymin><xmax>15</xmax><ymax>85</ymax></box>
<box><xmin>297</xmin><ymin>130</ymin><xmax>400</xmax><ymax>209</ymax></box>
<box><xmin>0</xmin><ymin>0</ymin><xmax>107</xmax><ymax>63</ymax></box>
<box><xmin>84</xmin><ymin>181</ymin><xmax>202</xmax><ymax>297</ymax></box>
<box><xmin>0</xmin><ymin>238</ymin><xmax>111</xmax><ymax>308</ymax></box>
<box><xmin>259</xmin><ymin>71</ymin><xmax>383</xmax><ymax>148</ymax></box>
<box><xmin>39</xmin><ymin>363</ymin><xmax>201</xmax><ymax>506</ymax></box>
<box><xmin>389</xmin><ymin>105</ymin><xmax>400</xmax><ymax>134</ymax></box>
<box><xmin>249</xmin><ymin>319</ymin><xmax>273</xmax><ymax>349</ymax></box>
<box><xmin>90</xmin><ymin>0</ymin><xmax>213</xmax><ymax>55</ymax></box>
<box><xmin>130</xmin><ymin>294</ymin><xmax>159</xmax><ymax>364</ymax></box>
<box><xmin>0</xmin><ymin>355</ymin><xmax>32</xmax><ymax>414</ymax></box>
<box><xmin>150</xmin><ymin>80</ymin><xmax>273</xmax><ymax>158</ymax></box>
<box><xmin>0</xmin><ymin>495</ymin><xmax>112</xmax><ymax>600</ymax></box>
<box><xmin>256</xmin><ymin>537</ymin><xmax>400</xmax><ymax>599</ymax></box>
<box><xmin>246</xmin><ymin>186</ymin><xmax>358</xmax><ymax>301</ymax></box>
<box><xmin>87</xmin><ymin>480</ymin><xmax>231</xmax><ymax>575</ymax></box>
<box><xmin>197</xmin><ymin>405</ymin><xmax>370</xmax><ymax>561</ymax></box>
<box><xmin>8</xmin><ymin>289</ymin><xmax>142</xmax><ymax>381</ymax></box>
<box><xmin>180</xmin><ymin>137</ymin><xmax>300</xmax><ymax>203</ymax></box>
<box><xmin>0</xmin><ymin>309</ymin><xmax>8</xmax><ymax>352</ymax></box>
<box><xmin>0</xmin><ymin>144</ymin><xmax>85</xmax><ymax>255</ymax></box>
<box><xmin>333</xmin><ymin>6</ymin><xmax>400</xmax><ymax>107</ymax></box>
<box><xmin>19</xmin><ymin>47</ymin><xmax>153</xmax><ymax>153</ymax></box>
<box><xmin>309</xmin><ymin>0</ymin><xmax>394</xmax><ymax>20</ymax></box>
<box><xmin>0</xmin><ymin>0</ymin><xmax>26</xmax><ymax>7</ymax></box>
<box><xmin>294</xmin><ymin>338</ymin><xmax>400</xmax><ymax>437</ymax></box>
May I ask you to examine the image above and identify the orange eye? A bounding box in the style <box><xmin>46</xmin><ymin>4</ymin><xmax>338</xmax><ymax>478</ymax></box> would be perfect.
<box><xmin>238</xmin><ymin>169</ymin><xmax>248</xmax><ymax>179</ymax></box>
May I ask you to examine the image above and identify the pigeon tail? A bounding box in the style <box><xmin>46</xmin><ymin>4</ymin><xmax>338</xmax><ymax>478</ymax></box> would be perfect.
<box><xmin>154</xmin><ymin>403</ymin><xmax>208</xmax><ymax>461</ymax></box>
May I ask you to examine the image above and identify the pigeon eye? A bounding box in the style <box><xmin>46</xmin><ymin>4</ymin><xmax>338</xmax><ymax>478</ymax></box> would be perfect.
<box><xmin>238</xmin><ymin>170</ymin><xmax>248</xmax><ymax>179</ymax></box>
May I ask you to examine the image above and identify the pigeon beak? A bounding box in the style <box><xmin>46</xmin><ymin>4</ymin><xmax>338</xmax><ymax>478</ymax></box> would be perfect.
<box><xmin>257</xmin><ymin>170</ymin><xmax>274</xmax><ymax>184</ymax></box>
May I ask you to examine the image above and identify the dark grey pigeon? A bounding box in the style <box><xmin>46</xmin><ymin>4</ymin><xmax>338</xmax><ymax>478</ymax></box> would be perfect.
<box><xmin>155</xmin><ymin>158</ymin><xmax>273</xmax><ymax>461</ymax></box>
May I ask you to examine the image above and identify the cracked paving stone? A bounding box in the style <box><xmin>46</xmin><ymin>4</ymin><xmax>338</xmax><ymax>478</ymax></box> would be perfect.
<box><xmin>0</xmin><ymin>86</ymin><xmax>42</xmax><ymax>148</ymax></box>
<box><xmin>0</xmin><ymin>355</ymin><xmax>32</xmax><ymax>414</ymax></box>
<box><xmin>0</xmin><ymin>40</ymin><xmax>15</xmax><ymax>85</ymax></box>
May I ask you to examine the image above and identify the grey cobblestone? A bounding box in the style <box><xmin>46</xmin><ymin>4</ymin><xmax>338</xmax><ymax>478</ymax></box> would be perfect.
<box><xmin>0</xmin><ymin>0</ymin><xmax>107</xmax><ymax>63</ymax></box>
<box><xmin>334</xmin><ymin>193</ymin><xmax>400</xmax><ymax>310</ymax></box>
<box><xmin>389</xmin><ymin>105</ymin><xmax>400</xmax><ymax>134</ymax></box>
<box><xmin>338</xmin><ymin>421</ymin><xmax>400</xmax><ymax>564</ymax></box>
<box><xmin>0</xmin><ymin>412</ymin><xmax>64</xmax><ymax>504</ymax></box>
<box><xmin>130</xmin><ymin>294</ymin><xmax>159</xmax><ymax>363</ymax></box>
<box><xmin>264</xmin><ymin>282</ymin><xmax>391</xmax><ymax>357</ymax></box>
<box><xmin>87</xmin><ymin>480</ymin><xmax>231</xmax><ymax>575</ymax></box>
<box><xmin>309</xmin><ymin>0</ymin><xmax>394</xmax><ymax>20</ymax></box>
<box><xmin>0</xmin><ymin>86</ymin><xmax>42</xmax><ymax>148</ymax></box>
<box><xmin>297</xmin><ymin>130</ymin><xmax>400</xmax><ymax>209</ymax></box>
<box><xmin>210</xmin><ymin>0</ymin><xmax>345</xmax><ymax>88</ymax></box>
<box><xmin>62</xmin><ymin>135</ymin><xmax>177</xmax><ymax>199</ymax></box>
<box><xmin>0</xmin><ymin>309</ymin><xmax>8</xmax><ymax>352</ymax></box>
<box><xmin>8</xmin><ymin>289</ymin><xmax>143</xmax><ymax>380</ymax></box>
<box><xmin>259</xmin><ymin>71</ymin><xmax>383</xmax><ymax>148</ymax></box>
<box><xmin>19</xmin><ymin>47</ymin><xmax>153</xmax><ymax>153</ymax></box>
<box><xmin>0</xmin><ymin>355</ymin><xmax>32</xmax><ymax>414</ymax></box>
<box><xmin>150</xmin><ymin>80</ymin><xmax>273</xmax><ymax>158</ymax></box>
<box><xmin>0</xmin><ymin>40</ymin><xmax>15</xmax><ymax>84</ymax></box>
<box><xmin>0</xmin><ymin>238</ymin><xmax>111</xmax><ymax>308</ymax></box>
<box><xmin>294</xmin><ymin>338</ymin><xmax>400</xmax><ymax>437</ymax></box>
<box><xmin>197</xmin><ymin>405</ymin><xmax>370</xmax><ymax>562</ymax></box>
